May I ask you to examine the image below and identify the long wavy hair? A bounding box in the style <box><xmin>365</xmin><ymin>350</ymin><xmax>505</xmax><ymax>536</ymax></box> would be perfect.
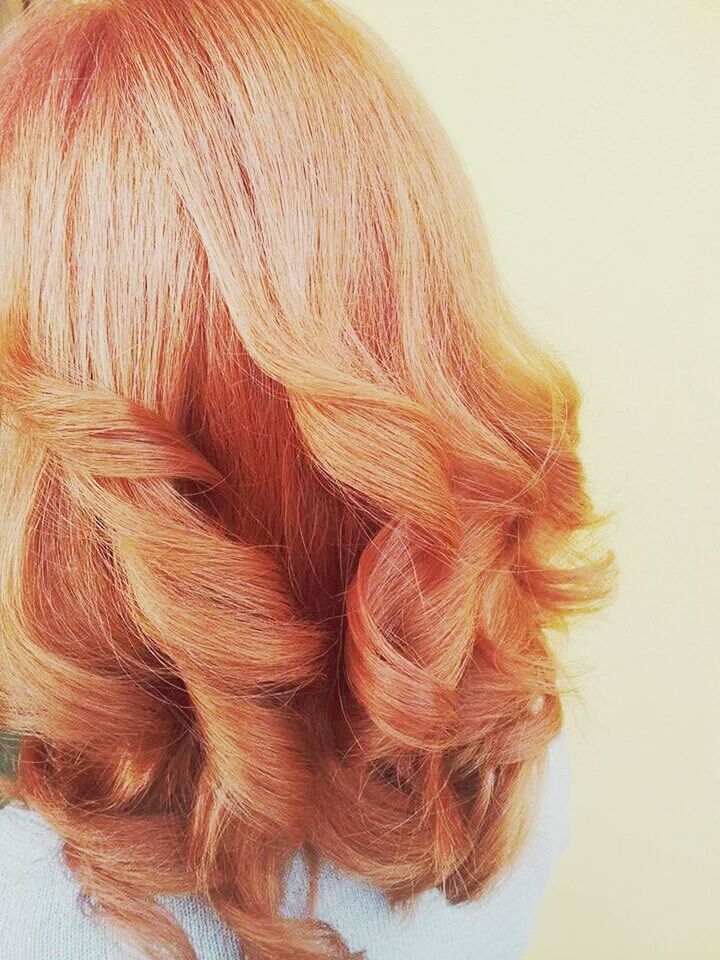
<box><xmin>0</xmin><ymin>1</ymin><xmax>615</xmax><ymax>958</ymax></box>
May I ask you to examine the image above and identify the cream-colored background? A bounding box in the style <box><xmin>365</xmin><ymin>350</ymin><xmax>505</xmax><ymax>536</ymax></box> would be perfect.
<box><xmin>341</xmin><ymin>2</ymin><xmax>719</xmax><ymax>958</ymax></box>
<box><xmin>2</xmin><ymin>1</ymin><xmax>719</xmax><ymax>958</ymax></box>
<box><xmin>0</xmin><ymin>0</ymin><xmax>19</xmax><ymax>27</ymax></box>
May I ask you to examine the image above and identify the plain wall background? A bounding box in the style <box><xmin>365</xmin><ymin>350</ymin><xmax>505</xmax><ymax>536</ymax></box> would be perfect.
<box><xmin>1</xmin><ymin>1</ymin><xmax>718</xmax><ymax>958</ymax></box>
<box><xmin>340</xmin><ymin>1</ymin><xmax>719</xmax><ymax>958</ymax></box>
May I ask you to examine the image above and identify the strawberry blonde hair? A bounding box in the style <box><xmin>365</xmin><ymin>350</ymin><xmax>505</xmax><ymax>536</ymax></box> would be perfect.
<box><xmin>0</xmin><ymin>1</ymin><xmax>615</xmax><ymax>958</ymax></box>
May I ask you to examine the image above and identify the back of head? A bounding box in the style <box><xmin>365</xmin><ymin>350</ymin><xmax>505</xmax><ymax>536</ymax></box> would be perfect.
<box><xmin>0</xmin><ymin>1</ymin><xmax>615</xmax><ymax>958</ymax></box>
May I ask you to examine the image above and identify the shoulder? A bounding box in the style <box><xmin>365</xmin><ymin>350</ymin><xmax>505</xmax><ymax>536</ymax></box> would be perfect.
<box><xmin>0</xmin><ymin>803</ymin><xmax>239</xmax><ymax>960</ymax></box>
<box><xmin>0</xmin><ymin>732</ymin><xmax>571</xmax><ymax>960</ymax></box>
<box><xmin>0</xmin><ymin>803</ymin><xmax>119</xmax><ymax>959</ymax></box>
<box><xmin>283</xmin><ymin>729</ymin><xmax>572</xmax><ymax>960</ymax></box>
<box><xmin>0</xmin><ymin>802</ymin><xmax>66</xmax><ymax>886</ymax></box>
<box><xmin>524</xmin><ymin>724</ymin><xmax>573</xmax><ymax>873</ymax></box>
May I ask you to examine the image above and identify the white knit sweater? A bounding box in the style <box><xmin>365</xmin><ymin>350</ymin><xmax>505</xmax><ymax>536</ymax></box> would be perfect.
<box><xmin>0</xmin><ymin>732</ymin><xmax>570</xmax><ymax>960</ymax></box>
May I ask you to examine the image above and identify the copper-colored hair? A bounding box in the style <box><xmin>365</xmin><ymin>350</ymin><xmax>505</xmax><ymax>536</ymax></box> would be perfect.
<box><xmin>0</xmin><ymin>1</ymin><xmax>615</xmax><ymax>958</ymax></box>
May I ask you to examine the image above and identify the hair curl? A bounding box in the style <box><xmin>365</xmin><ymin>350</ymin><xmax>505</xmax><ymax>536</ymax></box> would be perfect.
<box><xmin>0</xmin><ymin>1</ymin><xmax>615</xmax><ymax>958</ymax></box>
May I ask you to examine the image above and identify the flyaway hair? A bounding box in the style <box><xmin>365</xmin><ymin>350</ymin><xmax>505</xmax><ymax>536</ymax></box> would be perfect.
<box><xmin>0</xmin><ymin>1</ymin><xmax>616</xmax><ymax>958</ymax></box>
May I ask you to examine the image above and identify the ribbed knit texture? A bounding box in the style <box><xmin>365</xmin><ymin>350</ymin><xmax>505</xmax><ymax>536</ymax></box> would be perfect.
<box><xmin>0</xmin><ymin>732</ymin><xmax>570</xmax><ymax>960</ymax></box>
